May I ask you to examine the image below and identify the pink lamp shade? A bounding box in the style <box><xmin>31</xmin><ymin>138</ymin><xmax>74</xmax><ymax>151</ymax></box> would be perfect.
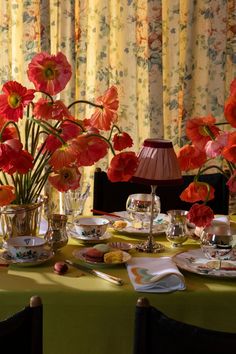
<box><xmin>132</xmin><ymin>139</ymin><xmax>182</xmax><ymax>186</ymax></box>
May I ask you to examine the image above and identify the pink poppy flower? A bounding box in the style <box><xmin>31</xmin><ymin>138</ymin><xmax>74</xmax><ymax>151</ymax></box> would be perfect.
<box><xmin>90</xmin><ymin>86</ymin><xmax>119</xmax><ymax>131</ymax></box>
<box><xmin>48</xmin><ymin>166</ymin><xmax>81</xmax><ymax>192</ymax></box>
<box><xmin>112</xmin><ymin>132</ymin><xmax>133</xmax><ymax>151</ymax></box>
<box><xmin>227</xmin><ymin>171</ymin><xmax>236</xmax><ymax>193</ymax></box>
<box><xmin>33</xmin><ymin>98</ymin><xmax>72</xmax><ymax>121</ymax></box>
<box><xmin>186</xmin><ymin>115</ymin><xmax>220</xmax><ymax>150</ymax></box>
<box><xmin>107</xmin><ymin>151</ymin><xmax>139</xmax><ymax>182</ymax></box>
<box><xmin>187</xmin><ymin>203</ymin><xmax>214</xmax><ymax>227</ymax></box>
<box><xmin>0</xmin><ymin>81</ymin><xmax>35</xmax><ymax>122</ymax></box>
<box><xmin>0</xmin><ymin>185</ymin><xmax>16</xmax><ymax>206</ymax></box>
<box><xmin>27</xmin><ymin>52</ymin><xmax>72</xmax><ymax>96</ymax></box>
<box><xmin>205</xmin><ymin>132</ymin><xmax>229</xmax><ymax>158</ymax></box>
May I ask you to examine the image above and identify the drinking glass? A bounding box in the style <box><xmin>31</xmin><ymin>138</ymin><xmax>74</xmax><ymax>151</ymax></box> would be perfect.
<box><xmin>126</xmin><ymin>193</ymin><xmax>161</xmax><ymax>229</ymax></box>
<box><xmin>166</xmin><ymin>210</ymin><xmax>189</xmax><ymax>247</ymax></box>
<box><xmin>63</xmin><ymin>183</ymin><xmax>90</xmax><ymax>224</ymax></box>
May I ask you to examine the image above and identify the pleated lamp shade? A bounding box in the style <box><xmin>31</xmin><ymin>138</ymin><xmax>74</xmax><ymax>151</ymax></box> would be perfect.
<box><xmin>132</xmin><ymin>139</ymin><xmax>182</xmax><ymax>186</ymax></box>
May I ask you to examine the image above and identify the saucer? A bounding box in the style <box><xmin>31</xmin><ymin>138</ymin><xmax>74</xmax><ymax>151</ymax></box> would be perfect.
<box><xmin>0</xmin><ymin>250</ymin><xmax>54</xmax><ymax>267</ymax></box>
<box><xmin>69</xmin><ymin>231</ymin><xmax>112</xmax><ymax>244</ymax></box>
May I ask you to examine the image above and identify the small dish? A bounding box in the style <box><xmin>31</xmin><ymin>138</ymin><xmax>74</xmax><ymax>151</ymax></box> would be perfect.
<box><xmin>69</xmin><ymin>231</ymin><xmax>112</xmax><ymax>244</ymax></box>
<box><xmin>108</xmin><ymin>241</ymin><xmax>134</xmax><ymax>252</ymax></box>
<box><xmin>72</xmin><ymin>248</ymin><xmax>131</xmax><ymax>267</ymax></box>
<box><xmin>0</xmin><ymin>249</ymin><xmax>54</xmax><ymax>267</ymax></box>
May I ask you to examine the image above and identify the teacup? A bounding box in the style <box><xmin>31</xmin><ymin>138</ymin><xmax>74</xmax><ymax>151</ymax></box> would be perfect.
<box><xmin>73</xmin><ymin>217</ymin><xmax>109</xmax><ymax>239</ymax></box>
<box><xmin>6</xmin><ymin>236</ymin><xmax>47</xmax><ymax>260</ymax></box>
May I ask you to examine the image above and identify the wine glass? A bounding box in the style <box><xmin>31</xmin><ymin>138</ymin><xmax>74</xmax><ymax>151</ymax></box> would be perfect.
<box><xmin>63</xmin><ymin>183</ymin><xmax>90</xmax><ymax>225</ymax></box>
<box><xmin>126</xmin><ymin>193</ymin><xmax>161</xmax><ymax>229</ymax></box>
<box><xmin>200</xmin><ymin>221</ymin><xmax>236</xmax><ymax>269</ymax></box>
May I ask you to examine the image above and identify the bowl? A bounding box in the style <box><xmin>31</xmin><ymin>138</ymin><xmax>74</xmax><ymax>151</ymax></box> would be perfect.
<box><xmin>73</xmin><ymin>217</ymin><xmax>110</xmax><ymax>239</ymax></box>
<box><xmin>6</xmin><ymin>236</ymin><xmax>47</xmax><ymax>260</ymax></box>
<box><xmin>200</xmin><ymin>221</ymin><xmax>236</xmax><ymax>260</ymax></box>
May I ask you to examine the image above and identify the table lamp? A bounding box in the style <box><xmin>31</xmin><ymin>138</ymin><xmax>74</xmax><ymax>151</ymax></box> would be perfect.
<box><xmin>132</xmin><ymin>138</ymin><xmax>182</xmax><ymax>253</ymax></box>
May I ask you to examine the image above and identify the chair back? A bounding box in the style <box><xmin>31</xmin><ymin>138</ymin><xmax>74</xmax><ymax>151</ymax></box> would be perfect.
<box><xmin>93</xmin><ymin>169</ymin><xmax>229</xmax><ymax>214</ymax></box>
<box><xmin>133</xmin><ymin>297</ymin><xmax>236</xmax><ymax>354</ymax></box>
<box><xmin>0</xmin><ymin>295</ymin><xmax>43</xmax><ymax>354</ymax></box>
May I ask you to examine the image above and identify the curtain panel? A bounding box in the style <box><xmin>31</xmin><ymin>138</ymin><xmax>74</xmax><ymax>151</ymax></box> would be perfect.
<box><xmin>0</xmin><ymin>0</ymin><xmax>235</xmax><ymax>212</ymax></box>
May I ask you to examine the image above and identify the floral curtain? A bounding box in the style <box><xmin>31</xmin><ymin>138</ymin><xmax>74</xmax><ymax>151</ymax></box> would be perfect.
<box><xmin>0</xmin><ymin>0</ymin><xmax>235</xmax><ymax>213</ymax></box>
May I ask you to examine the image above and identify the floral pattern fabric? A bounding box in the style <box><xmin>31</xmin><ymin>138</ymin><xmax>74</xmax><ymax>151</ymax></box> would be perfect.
<box><xmin>0</xmin><ymin>0</ymin><xmax>235</xmax><ymax>212</ymax></box>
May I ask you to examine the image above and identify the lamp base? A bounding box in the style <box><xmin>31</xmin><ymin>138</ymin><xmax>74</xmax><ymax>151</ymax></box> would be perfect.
<box><xmin>135</xmin><ymin>241</ymin><xmax>165</xmax><ymax>253</ymax></box>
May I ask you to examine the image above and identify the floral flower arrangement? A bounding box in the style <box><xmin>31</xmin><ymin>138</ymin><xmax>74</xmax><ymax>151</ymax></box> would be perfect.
<box><xmin>0</xmin><ymin>52</ymin><xmax>138</xmax><ymax>206</ymax></box>
<box><xmin>177</xmin><ymin>78</ymin><xmax>236</xmax><ymax>227</ymax></box>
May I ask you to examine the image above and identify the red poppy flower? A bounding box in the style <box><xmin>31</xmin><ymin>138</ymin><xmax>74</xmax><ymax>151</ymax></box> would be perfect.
<box><xmin>0</xmin><ymin>81</ymin><xmax>35</xmax><ymax>122</ymax></box>
<box><xmin>227</xmin><ymin>171</ymin><xmax>236</xmax><ymax>193</ymax></box>
<box><xmin>224</xmin><ymin>94</ymin><xmax>236</xmax><ymax>128</ymax></box>
<box><xmin>0</xmin><ymin>139</ymin><xmax>23</xmax><ymax>168</ymax></box>
<box><xmin>222</xmin><ymin>131</ymin><xmax>236</xmax><ymax>163</ymax></box>
<box><xmin>230</xmin><ymin>78</ymin><xmax>236</xmax><ymax>96</ymax></box>
<box><xmin>0</xmin><ymin>185</ymin><xmax>16</xmax><ymax>206</ymax></box>
<box><xmin>90</xmin><ymin>86</ymin><xmax>119</xmax><ymax>131</ymax></box>
<box><xmin>186</xmin><ymin>115</ymin><xmax>220</xmax><ymax>150</ymax></box>
<box><xmin>0</xmin><ymin>117</ymin><xmax>18</xmax><ymax>141</ymax></box>
<box><xmin>48</xmin><ymin>166</ymin><xmax>81</xmax><ymax>192</ymax></box>
<box><xmin>27</xmin><ymin>52</ymin><xmax>72</xmax><ymax>96</ymax></box>
<box><xmin>107</xmin><ymin>151</ymin><xmax>138</xmax><ymax>182</ymax></box>
<box><xmin>177</xmin><ymin>145</ymin><xmax>207</xmax><ymax>171</ymax></box>
<box><xmin>60</xmin><ymin>119</ymin><xmax>83</xmax><ymax>140</ymax></box>
<box><xmin>33</xmin><ymin>98</ymin><xmax>72</xmax><ymax>121</ymax></box>
<box><xmin>49</xmin><ymin>143</ymin><xmax>78</xmax><ymax>170</ymax></box>
<box><xmin>72</xmin><ymin>135</ymin><xmax>109</xmax><ymax>166</ymax></box>
<box><xmin>180</xmin><ymin>182</ymin><xmax>215</xmax><ymax>203</ymax></box>
<box><xmin>187</xmin><ymin>203</ymin><xmax>214</xmax><ymax>227</ymax></box>
<box><xmin>43</xmin><ymin>135</ymin><xmax>62</xmax><ymax>153</ymax></box>
<box><xmin>3</xmin><ymin>150</ymin><xmax>34</xmax><ymax>174</ymax></box>
<box><xmin>112</xmin><ymin>132</ymin><xmax>133</xmax><ymax>151</ymax></box>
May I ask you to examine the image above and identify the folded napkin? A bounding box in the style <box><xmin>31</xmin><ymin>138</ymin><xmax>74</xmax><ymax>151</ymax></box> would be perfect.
<box><xmin>126</xmin><ymin>257</ymin><xmax>186</xmax><ymax>293</ymax></box>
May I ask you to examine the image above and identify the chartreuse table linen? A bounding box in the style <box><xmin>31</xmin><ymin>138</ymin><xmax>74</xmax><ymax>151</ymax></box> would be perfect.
<box><xmin>0</xmin><ymin>226</ymin><xmax>236</xmax><ymax>354</ymax></box>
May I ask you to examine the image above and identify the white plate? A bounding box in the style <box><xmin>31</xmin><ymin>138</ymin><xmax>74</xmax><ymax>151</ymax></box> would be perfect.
<box><xmin>69</xmin><ymin>231</ymin><xmax>112</xmax><ymax>244</ymax></box>
<box><xmin>0</xmin><ymin>250</ymin><xmax>54</xmax><ymax>267</ymax></box>
<box><xmin>173</xmin><ymin>248</ymin><xmax>236</xmax><ymax>278</ymax></box>
<box><xmin>72</xmin><ymin>248</ymin><xmax>131</xmax><ymax>267</ymax></box>
<box><xmin>107</xmin><ymin>241</ymin><xmax>134</xmax><ymax>252</ymax></box>
<box><xmin>110</xmin><ymin>212</ymin><xmax>169</xmax><ymax>236</ymax></box>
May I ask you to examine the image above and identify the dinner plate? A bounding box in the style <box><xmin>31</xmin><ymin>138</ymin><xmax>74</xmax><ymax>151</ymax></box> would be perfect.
<box><xmin>72</xmin><ymin>248</ymin><xmax>131</xmax><ymax>267</ymax></box>
<box><xmin>0</xmin><ymin>250</ymin><xmax>54</xmax><ymax>267</ymax></box>
<box><xmin>110</xmin><ymin>212</ymin><xmax>169</xmax><ymax>236</ymax></box>
<box><xmin>173</xmin><ymin>248</ymin><xmax>236</xmax><ymax>278</ymax></box>
<box><xmin>69</xmin><ymin>231</ymin><xmax>112</xmax><ymax>244</ymax></box>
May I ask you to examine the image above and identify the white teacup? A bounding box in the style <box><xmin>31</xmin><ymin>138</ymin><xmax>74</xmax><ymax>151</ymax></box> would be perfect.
<box><xmin>73</xmin><ymin>217</ymin><xmax>109</xmax><ymax>239</ymax></box>
<box><xmin>6</xmin><ymin>236</ymin><xmax>47</xmax><ymax>260</ymax></box>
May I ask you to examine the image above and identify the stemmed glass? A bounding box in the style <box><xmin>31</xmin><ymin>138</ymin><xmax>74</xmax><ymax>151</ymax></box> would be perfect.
<box><xmin>126</xmin><ymin>193</ymin><xmax>161</xmax><ymax>230</ymax></box>
<box><xmin>63</xmin><ymin>183</ymin><xmax>90</xmax><ymax>225</ymax></box>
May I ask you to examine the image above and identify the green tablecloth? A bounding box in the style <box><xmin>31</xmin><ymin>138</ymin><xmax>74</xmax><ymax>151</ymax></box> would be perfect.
<box><xmin>0</xmin><ymin>229</ymin><xmax>236</xmax><ymax>354</ymax></box>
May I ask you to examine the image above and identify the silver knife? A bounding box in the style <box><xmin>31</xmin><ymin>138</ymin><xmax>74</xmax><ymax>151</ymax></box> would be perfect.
<box><xmin>65</xmin><ymin>260</ymin><xmax>124</xmax><ymax>286</ymax></box>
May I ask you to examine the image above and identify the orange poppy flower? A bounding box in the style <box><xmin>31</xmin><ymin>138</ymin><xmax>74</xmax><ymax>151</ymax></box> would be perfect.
<box><xmin>49</xmin><ymin>143</ymin><xmax>77</xmax><ymax>170</ymax></box>
<box><xmin>107</xmin><ymin>152</ymin><xmax>138</xmax><ymax>182</ymax></box>
<box><xmin>187</xmin><ymin>203</ymin><xmax>214</xmax><ymax>227</ymax></box>
<box><xmin>180</xmin><ymin>182</ymin><xmax>215</xmax><ymax>203</ymax></box>
<box><xmin>90</xmin><ymin>86</ymin><xmax>119</xmax><ymax>131</ymax></box>
<box><xmin>27</xmin><ymin>52</ymin><xmax>72</xmax><ymax>96</ymax></box>
<box><xmin>186</xmin><ymin>115</ymin><xmax>220</xmax><ymax>150</ymax></box>
<box><xmin>177</xmin><ymin>145</ymin><xmax>207</xmax><ymax>171</ymax></box>
<box><xmin>224</xmin><ymin>94</ymin><xmax>236</xmax><ymax>128</ymax></box>
<box><xmin>0</xmin><ymin>185</ymin><xmax>16</xmax><ymax>206</ymax></box>
<box><xmin>222</xmin><ymin>131</ymin><xmax>236</xmax><ymax>163</ymax></box>
<box><xmin>0</xmin><ymin>81</ymin><xmax>35</xmax><ymax>122</ymax></box>
<box><xmin>48</xmin><ymin>166</ymin><xmax>81</xmax><ymax>192</ymax></box>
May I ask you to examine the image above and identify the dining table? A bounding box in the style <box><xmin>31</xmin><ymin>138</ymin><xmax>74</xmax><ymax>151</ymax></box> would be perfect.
<box><xmin>0</xmin><ymin>215</ymin><xmax>236</xmax><ymax>354</ymax></box>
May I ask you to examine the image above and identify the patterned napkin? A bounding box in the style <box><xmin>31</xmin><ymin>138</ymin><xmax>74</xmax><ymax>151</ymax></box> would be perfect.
<box><xmin>126</xmin><ymin>257</ymin><xmax>186</xmax><ymax>293</ymax></box>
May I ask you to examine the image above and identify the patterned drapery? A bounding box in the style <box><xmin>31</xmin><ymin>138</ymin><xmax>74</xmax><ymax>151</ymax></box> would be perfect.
<box><xmin>0</xmin><ymin>0</ymin><xmax>235</xmax><ymax>212</ymax></box>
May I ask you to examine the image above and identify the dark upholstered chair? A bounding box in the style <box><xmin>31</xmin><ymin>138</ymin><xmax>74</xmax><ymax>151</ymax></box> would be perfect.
<box><xmin>0</xmin><ymin>295</ymin><xmax>43</xmax><ymax>354</ymax></box>
<box><xmin>93</xmin><ymin>169</ymin><xmax>229</xmax><ymax>214</ymax></box>
<box><xmin>133</xmin><ymin>297</ymin><xmax>236</xmax><ymax>354</ymax></box>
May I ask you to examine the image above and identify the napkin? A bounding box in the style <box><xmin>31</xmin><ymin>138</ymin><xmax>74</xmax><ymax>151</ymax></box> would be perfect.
<box><xmin>126</xmin><ymin>257</ymin><xmax>186</xmax><ymax>293</ymax></box>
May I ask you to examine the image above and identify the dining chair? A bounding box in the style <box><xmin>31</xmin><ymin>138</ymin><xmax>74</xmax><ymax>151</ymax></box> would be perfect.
<box><xmin>93</xmin><ymin>168</ymin><xmax>229</xmax><ymax>214</ymax></box>
<box><xmin>133</xmin><ymin>297</ymin><xmax>236</xmax><ymax>354</ymax></box>
<box><xmin>0</xmin><ymin>295</ymin><xmax>43</xmax><ymax>354</ymax></box>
